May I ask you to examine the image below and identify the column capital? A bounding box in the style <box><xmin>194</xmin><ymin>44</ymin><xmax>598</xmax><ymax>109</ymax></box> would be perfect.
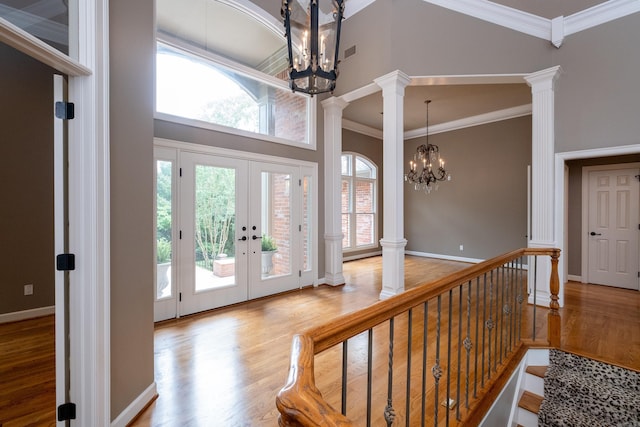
<box><xmin>321</xmin><ymin>96</ymin><xmax>349</xmax><ymax>112</ymax></box>
<box><xmin>525</xmin><ymin>65</ymin><xmax>562</xmax><ymax>92</ymax></box>
<box><xmin>374</xmin><ymin>70</ymin><xmax>411</xmax><ymax>94</ymax></box>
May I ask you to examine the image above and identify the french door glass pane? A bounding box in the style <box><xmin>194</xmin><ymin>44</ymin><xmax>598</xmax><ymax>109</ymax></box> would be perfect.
<box><xmin>156</xmin><ymin>160</ymin><xmax>173</xmax><ymax>299</ymax></box>
<box><xmin>194</xmin><ymin>165</ymin><xmax>236</xmax><ymax>291</ymax></box>
<box><xmin>302</xmin><ymin>175</ymin><xmax>311</xmax><ymax>271</ymax></box>
<box><xmin>262</xmin><ymin>172</ymin><xmax>291</xmax><ymax>277</ymax></box>
<box><xmin>356</xmin><ymin>213</ymin><xmax>374</xmax><ymax>246</ymax></box>
<box><xmin>342</xmin><ymin>214</ymin><xmax>351</xmax><ymax>248</ymax></box>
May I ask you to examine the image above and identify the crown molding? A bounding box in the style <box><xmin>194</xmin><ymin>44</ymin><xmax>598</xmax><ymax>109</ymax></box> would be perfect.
<box><xmin>342</xmin><ymin>118</ymin><xmax>383</xmax><ymax>139</ymax></box>
<box><xmin>422</xmin><ymin>0</ymin><xmax>640</xmax><ymax>47</ymax></box>
<box><xmin>404</xmin><ymin>104</ymin><xmax>532</xmax><ymax>140</ymax></box>
<box><xmin>344</xmin><ymin>0</ymin><xmax>377</xmax><ymax>19</ymax></box>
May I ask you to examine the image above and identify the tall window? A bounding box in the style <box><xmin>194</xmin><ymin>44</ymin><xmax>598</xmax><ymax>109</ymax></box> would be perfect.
<box><xmin>341</xmin><ymin>153</ymin><xmax>378</xmax><ymax>251</ymax></box>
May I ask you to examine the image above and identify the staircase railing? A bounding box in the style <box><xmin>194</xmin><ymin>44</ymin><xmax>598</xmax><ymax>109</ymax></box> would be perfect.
<box><xmin>276</xmin><ymin>248</ymin><xmax>560</xmax><ymax>426</ymax></box>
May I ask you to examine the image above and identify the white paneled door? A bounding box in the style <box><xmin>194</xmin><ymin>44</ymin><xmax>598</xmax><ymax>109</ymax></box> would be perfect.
<box><xmin>587</xmin><ymin>166</ymin><xmax>640</xmax><ymax>290</ymax></box>
<box><xmin>154</xmin><ymin>146</ymin><xmax>316</xmax><ymax>320</ymax></box>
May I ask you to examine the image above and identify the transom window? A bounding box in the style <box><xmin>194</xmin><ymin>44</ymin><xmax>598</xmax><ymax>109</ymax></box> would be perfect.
<box><xmin>341</xmin><ymin>153</ymin><xmax>378</xmax><ymax>251</ymax></box>
<box><xmin>155</xmin><ymin>42</ymin><xmax>312</xmax><ymax>147</ymax></box>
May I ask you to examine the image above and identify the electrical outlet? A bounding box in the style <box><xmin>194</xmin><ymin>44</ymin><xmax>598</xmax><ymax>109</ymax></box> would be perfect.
<box><xmin>24</xmin><ymin>284</ymin><xmax>33</xmax><ymax>295</ymax></box>
<box><xmin>459</xmin><ymin>245</ymin><xmax>464</xmax><ymax>251</ymax></box>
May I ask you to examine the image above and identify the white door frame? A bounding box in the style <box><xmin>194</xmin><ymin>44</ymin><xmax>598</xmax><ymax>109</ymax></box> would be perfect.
<box><xmin>581</xmin><ymin>162</ymin><xmax>640</xmax><ymax>287</ymax></box>
<box><xmin>555</xmin><ymin>144</ymin><xmax>640</xmax><ymax>294</ymax></box>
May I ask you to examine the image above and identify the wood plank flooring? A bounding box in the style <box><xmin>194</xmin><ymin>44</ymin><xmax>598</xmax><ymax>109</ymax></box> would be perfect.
<box><xmin>1</xmin><ymin>256</ymin><xmax>639</xmax><ymax>426</ymax></box>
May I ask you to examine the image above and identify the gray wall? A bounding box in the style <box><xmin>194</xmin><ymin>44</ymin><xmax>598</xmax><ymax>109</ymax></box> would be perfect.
<box><xmin>342</xmin><ymin>129</ymin><xmax>384</xmax><ymax>258</ymax></box>
<box><xmin>0</xmin><ymin>44</ymin><xmax>55</xmax><ymax>315</ymax></box>
<box><xmin>405</xmin><ymin>116</ymin><xmax>531</xmax><ymax>259</ymax></box>
<box><xmin>109</xmin><ymin>0</ymin><xmax>155</xmax><ymax>419</ymax></box>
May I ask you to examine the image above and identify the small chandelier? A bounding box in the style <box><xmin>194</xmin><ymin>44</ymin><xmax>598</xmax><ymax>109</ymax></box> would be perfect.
<box><xmin>405</xmin><ymin>100</ymin><xmax>452</xmax><ymax>193</ymax></box>
<box><xmin>281</xmin><ymin>0</ymin><xmax>345</xmax><ymax>96</ymax></box>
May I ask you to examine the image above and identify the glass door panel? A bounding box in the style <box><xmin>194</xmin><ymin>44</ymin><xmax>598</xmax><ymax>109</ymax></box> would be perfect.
<box><xmin>180</xmin><ymin>152</ymin><xmax>248</xmax><ymax>316</ymax></box>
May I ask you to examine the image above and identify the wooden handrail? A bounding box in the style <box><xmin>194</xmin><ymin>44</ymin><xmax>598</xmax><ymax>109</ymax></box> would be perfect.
<box><xmin>277</xmin><ymin>248</ymin><xmax>561</xmax><ymax>426</ymax></box>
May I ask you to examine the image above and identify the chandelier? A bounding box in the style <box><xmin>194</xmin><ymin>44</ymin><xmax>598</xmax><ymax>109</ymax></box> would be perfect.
<box><xmin>281</xmin><ymin>0</ymin><xmax>345</xmax><ymax>96</ymax></box>
<box><xmin>405</xmin><ymin>100</ymin><xmax>451</xmax><ymax>193</ymax></box>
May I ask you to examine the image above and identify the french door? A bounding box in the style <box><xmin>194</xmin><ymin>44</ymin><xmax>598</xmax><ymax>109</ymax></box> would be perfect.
<box><xmin>154</xmin><ymin>145</ymin><xmax>316</xmax><ymax>320</ymax></box>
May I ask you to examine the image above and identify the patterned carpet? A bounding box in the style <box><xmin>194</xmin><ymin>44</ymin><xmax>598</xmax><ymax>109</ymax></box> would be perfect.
<box><xmin>539</xmin><ymin>350</ymin><xmax>640</xmax><ymax>427</ymax></box>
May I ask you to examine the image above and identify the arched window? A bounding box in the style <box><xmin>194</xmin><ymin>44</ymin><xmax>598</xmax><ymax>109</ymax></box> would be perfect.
<box><xmin>341</xmin><ymin>153</ymin><xmax>378</xmax><ymax>251</ymax></box>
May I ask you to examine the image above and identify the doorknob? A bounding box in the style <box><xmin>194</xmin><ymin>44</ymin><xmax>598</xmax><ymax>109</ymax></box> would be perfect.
<box><xmin>238</xmin><ymin>236</ymin><xmax>247</xmax><ymax>241</ymax></box>
<box><xmin>252</xmin><ymin>235</ymin><xmax>262</xmax><ymax>240</ymax></box>
<box><xmin>590</xmin><ymin>232</ymin><xmax>602</xmax><ymax>236</ymax></box>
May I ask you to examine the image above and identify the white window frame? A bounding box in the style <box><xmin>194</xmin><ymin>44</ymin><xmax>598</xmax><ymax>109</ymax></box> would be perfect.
<box><xmin>341</xmin><ymin>152</ymin><xmax>378</xmax><ymax>252</ymax></box>
<box><xmin>155</xmin><ymin>34</ymin><xmax>317</xmax><ymax>151</ymax></box>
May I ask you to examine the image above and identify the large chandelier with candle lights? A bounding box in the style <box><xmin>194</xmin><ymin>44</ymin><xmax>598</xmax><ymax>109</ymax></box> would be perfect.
<box><xmin>405</xmin><ymin>100</ymin><xmax>452</xmax><ymax>193</ymax></box>
<box><xmin>281</xmin><ymin>0</ymin><xmax>345</xmax><ymax>96</ymax></box>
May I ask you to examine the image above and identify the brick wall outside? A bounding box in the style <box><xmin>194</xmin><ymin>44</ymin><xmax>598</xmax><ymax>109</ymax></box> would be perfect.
<box><xmin>342</xmin><ymin>178</ymin><xmax>376</xmax><ymax>248</ymax></box>
<box><xmin>274</xmin><ymin>90</ymin><xmax>307</xmax><ymax>143</ymax></box>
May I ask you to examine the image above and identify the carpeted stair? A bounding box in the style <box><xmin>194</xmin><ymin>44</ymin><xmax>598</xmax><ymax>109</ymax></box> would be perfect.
<box><xmin>538</xmin><ymin>349</ymin><xmax>640</xmax><ymax>427</ymax></box>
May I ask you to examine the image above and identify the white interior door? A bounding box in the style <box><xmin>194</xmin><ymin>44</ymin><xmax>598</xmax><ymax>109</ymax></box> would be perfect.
<box><xmin>53</xmin><ymin>74</ymin><xmax>68</xmax><ymax>426</ymax></box>
<box><xmin>179</xmin><ymin>152</ymin><xmax>249</xmax><ymax>316</ymax></box>
<box><xmin>587</xmin><ymin>166</ymin><xmax>640</xmax><ymax>290</ymax></box>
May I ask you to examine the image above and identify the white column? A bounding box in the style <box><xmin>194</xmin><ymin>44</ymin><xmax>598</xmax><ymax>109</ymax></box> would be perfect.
<box><xmin>322</xmin><ymin>96</ymin><xmax>349</xmax><ymax>285</ymax></box>
<box><xmin>374</xmin><ymin>70</ymin><xmax>411</xmax><ymax>299</ymax></box>
<box><xmin>525</xmin><ymin>66</ymin><xmax>562</xmax><ymax>306</ymax></box>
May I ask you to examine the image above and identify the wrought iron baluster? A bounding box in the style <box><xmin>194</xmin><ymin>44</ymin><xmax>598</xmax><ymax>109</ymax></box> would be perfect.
<box><xmin>421</xmin><ymin>301</ymin><xmax>428</xmax><ymax>427</ymax></box>
<box><xmin>433</xmin><ymin>296</ymin><xmax>442</xmax><ymax>426</ymax></box>
<box><xmin>465</xmin><ymin>281</ymin><xmax>472</xmax><ymax>409</ymax></box>
<box><xmin>385</xmin><ymin>318</ymin><xmax>396</xmax><ymax>426</ymax></box>
<box><xmin>342</xmin><ymin>340</ymin><xmax>348</xmax><ymax>415</ymax></box>
<box><xmin>474</xmin><ymin>277</ymin><xmax>479</xmax><ymax>398</ymax></box>
<box><xmin>456</xmin><ymin>285</ymin><xmax>462</xmax><ymax>421</ymax></box>
<box><xmin>532</xmin><ymin>256</ymin><xmax>538</xmax><ymax>341</ymax></box>
<box><xmin>517</xmin><ymin>257</ymin><xmax>524</xmax><ymax>342</ymax></box>
<box><xmin>481</xmin><ymin>273</ymin><xmax>487</xmax><ymax>388</ymax></box>
<box><xmin>487</xmin><ymin>271</ymin><xmax>494</xmax><ymax>379</ymax></box>
<box><xmin>367</xmin><ymin>328</ymin><xmax>373</xmax><ymax>427</ymax></box>
<box><xmin>406</xmin><ymin>309</ymin><xmax>412</xmax><ymax>427</ymax></box>
<box><xmin>446</xmin><ymin>290</ymin><xmax>452</xmax><ymax>426</ymax></box>
<box><xmin>493</xmin><ymin>269</ymin><xmax>499</xmax><ymax>373</ymax></box>
<box><xmin>499</xmin><ymin>266</ymin><xmax>505</xmax><ymax>365</ymax></box>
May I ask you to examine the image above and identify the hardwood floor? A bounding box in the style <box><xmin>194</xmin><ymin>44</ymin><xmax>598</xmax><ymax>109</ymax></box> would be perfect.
<box><xmin>1</xmin><ymin>256</ymin><xmax>638</xmax><ymax>426</ymax></box>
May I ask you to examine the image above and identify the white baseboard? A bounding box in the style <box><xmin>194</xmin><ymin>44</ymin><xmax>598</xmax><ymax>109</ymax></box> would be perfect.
<box><xmin>405</xmin><ymin>250</ymin><xmax>484</xmax><ymax>264</ymax></box>
<box><xmin>111</xmin><ymin>382</ymin><xmax>157</xmax><ymax>427</ymax></box>
<box><xmin>0</xmin><ymin>306</ymin><xmax>55</xmax><ymax>324</ymax></box>
<box><xmin>343</xmin><ymin>250</ymin><xmax>382</xmax><ymax>262</ymax></box>
<box><xmin>567</xmin><ymin>274</ymin><xmax>582</xmax><ymax>282</ymax></box>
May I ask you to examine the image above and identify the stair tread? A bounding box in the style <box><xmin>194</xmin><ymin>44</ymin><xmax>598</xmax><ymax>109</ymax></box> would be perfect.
<box><xmin>518</xmin><ymin>390</ymin><xmax>543</xmax><ymax>414</ymax></box>
<box><xmin>526</xmin><ymin>365</ymin><xmax>548</xmax><ymax>378</ymax></box>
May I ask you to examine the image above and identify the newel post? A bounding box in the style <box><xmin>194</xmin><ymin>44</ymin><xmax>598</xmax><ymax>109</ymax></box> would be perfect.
<box><xmin>548</xmin><ymin>249</ymin><xmax>561</xmax><ymax>347</ymax></box>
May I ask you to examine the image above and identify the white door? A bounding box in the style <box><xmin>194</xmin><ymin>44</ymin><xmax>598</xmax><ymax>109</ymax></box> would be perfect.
<box><xmin>587</xmin><ymin>166</ymin><xmax>640</xmax><ymax>290</ymax></box>
<box><xmin>53</xmin><ymin>74</ymin><xmax>68</xmax><ymax>426</ymax></box>
<box><xmin>179</xmin><ymin>152</ymin><xmax>249</xmax><ymax>316</ymax></box>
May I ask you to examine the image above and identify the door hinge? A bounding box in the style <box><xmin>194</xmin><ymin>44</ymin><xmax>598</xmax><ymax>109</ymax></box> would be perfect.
<box><xmin>299</xmin><ymin>179</ymin><xmax>302</xmax><ymax>186</ymax></box>
<box><xmin>180</xmin><ymin>167</ymin><xmax>183</xmax><ymax>177</ymax></box>
<box><xmin>179</xmin><ymin>230</ymin><xmax>182</xmax><ymax>239</ymax></box>
<box><xmin>179</xmin><ymin>292</ymin><xmax>182</xmax><ymax>302</ymax></box>
<box><xmin>299</xmin><ymin>270</ymin><xmax>301</xmax><ymax>277</ymax></box>
<box><xmin>299</xmin><ymin>224</ymin><xmax>302</xmax><ymax>232</ymax></box>
<box><xmin>57</xmin><ymin>402</ymin><xmax>76</xmax><ymax>421</ymax></box>
<box><xmin>56</xmin><ymin>253</ymin><xmax>76</xmax><ymax>271</ymax></box>
<box><xmin>55</xmin><ymin>101</ymin><xmax>75</xmax><ymax>120</ymax></box>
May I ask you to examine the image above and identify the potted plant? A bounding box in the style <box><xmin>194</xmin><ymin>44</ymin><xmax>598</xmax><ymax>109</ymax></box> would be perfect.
<box><xmin>261</xmin><ymin>234</ymin><xmax>278</xmax><ymax>275</ymax></box>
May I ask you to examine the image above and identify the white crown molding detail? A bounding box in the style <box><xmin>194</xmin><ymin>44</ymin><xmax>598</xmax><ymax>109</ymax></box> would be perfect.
<box><xmin>422</xmin><ymin>0</ymin><xmax>640</xmax><ymax>46</ymax></box>
<box><xmin>564</xmin><ymin>0</ymin><xmax>640</xmax><ymax>37</ymax></box>
<box><xmin>404</xmin><ymin>104</ymin><xmax>532</xmax><ymax>140</ymax></box>
<box><xmin>342</xmin><ymin>118</ymin><xmax>383</xmax><ymax>139</ymax></box>
<box><xmin>423</xmin><ymin>0</ymin><xmax>550</xmax><ymax>40</ymax></box>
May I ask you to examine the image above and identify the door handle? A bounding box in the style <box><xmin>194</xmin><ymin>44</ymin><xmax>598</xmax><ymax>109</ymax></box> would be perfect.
<box><xmin>238</xmin><ymin>236</ymin><xmax>247</xmax><ymax>241</ymax></box>
<box><xmin>252</xmin><ymin>235</ymin><xmax>262</xmax><ymax>240</ymax></box>
<box><xmin>590</xmin><ymin>232</ymin><xmax>602</xmax><ymax>236</ymax></box>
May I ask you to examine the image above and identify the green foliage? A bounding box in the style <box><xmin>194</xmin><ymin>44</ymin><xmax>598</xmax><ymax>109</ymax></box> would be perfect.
<box><xmin>157</xmin><ymin>238</ymin><xmax>172</xmax><ymax>263</ymax></box>
<box><xmin>156</xmin><ymin>161</ymin><xmax>173</xmax><ymax>242</ymax></box>
<box><xmin>261</xmin><ymin>234</ymin><xmax>277</xmax><ymax>252</ymax></box>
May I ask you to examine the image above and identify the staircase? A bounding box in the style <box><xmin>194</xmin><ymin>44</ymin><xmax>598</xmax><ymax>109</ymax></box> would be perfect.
<box><xmin>514</xmin><ymin>349</ymin><xmax>548</xmax><ymax>427</ymax></box>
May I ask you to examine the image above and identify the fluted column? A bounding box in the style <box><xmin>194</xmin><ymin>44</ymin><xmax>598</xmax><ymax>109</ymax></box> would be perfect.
<box><xmin>525</xmin><ymin>66</ymin><xmax>562</xmax><ymax>306</ymax></box>
<box><xmin>374</xmin><ymin>70</ymin><xmax>411</xmax><ymax>299</ymax></box>
<box><xmin>322</xmin><ymin>96</ymin><xmax>349</xmax><ymax>285</ymax></box>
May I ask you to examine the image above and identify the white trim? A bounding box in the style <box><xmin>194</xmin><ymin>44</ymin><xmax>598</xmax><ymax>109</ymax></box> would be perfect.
<box><xmin>110</xmin><ymin>382</ymin><xmax>157</xmax><ymax>427</ymax></box>
<box><xmin>0</xmin><ymin>306</ymin><xmax>55</xmax><ymax>324</ymax></box>
<box><xmin>405</xmin><ymin>250</ymin><xmax>483</xmax><ymax>264</ymax></box>
<box><xmin>423</xmin><ymin>0</ymin><xmax>550</xmax><ymax>40</ymax></box>
<box><xmin>564</xmin><ymin>0</ymin><xmax>640</xmax><ymax>37</ymax></box>
<box><xmin>567</xmin><ymin>274</ymin><xmax>582</xmax><ymax>282</ymax></box>
<box><xmin>405</xmin><ymin>104</ymin><xmax>531</xmax><ymax>139</ymax></box>
<box><xmin>215</xmin><ymin>0</ymin><xmax>283</xmax><ymax>38</ymax></box>
<box><xmin>0</xmin><ymin>16</ymin><xmax>91</xmax><ymax>76</ymax></box>
<box><xmin>67</xmin><ymin>0</ymin><xmax>111</xmax><ymax>423</ymax></box>
<box><xmin>342</xmin><ymin>250</ymin><xmax>382</xmax><ymax>262</ymax></box>
<box><xmin>342</xmin><ymin>119</ymin><xmax>383</xmax><ymax>139</ymax></box>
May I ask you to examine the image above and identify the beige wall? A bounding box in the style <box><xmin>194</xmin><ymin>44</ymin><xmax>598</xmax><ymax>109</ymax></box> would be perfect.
<box><xmin>109</xmin><ymin>0</ymin><xmax>156</xmax><ymax>419</ymax></box>
<box><xmin>405</xmin><ymin>116</ymin><xmax>532</xmax><ymax>259</ymax></box>
<box><xmin>0</xmin><ymin>44</ymin><xmax>55</xmax><ymax>315</ymax></box>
